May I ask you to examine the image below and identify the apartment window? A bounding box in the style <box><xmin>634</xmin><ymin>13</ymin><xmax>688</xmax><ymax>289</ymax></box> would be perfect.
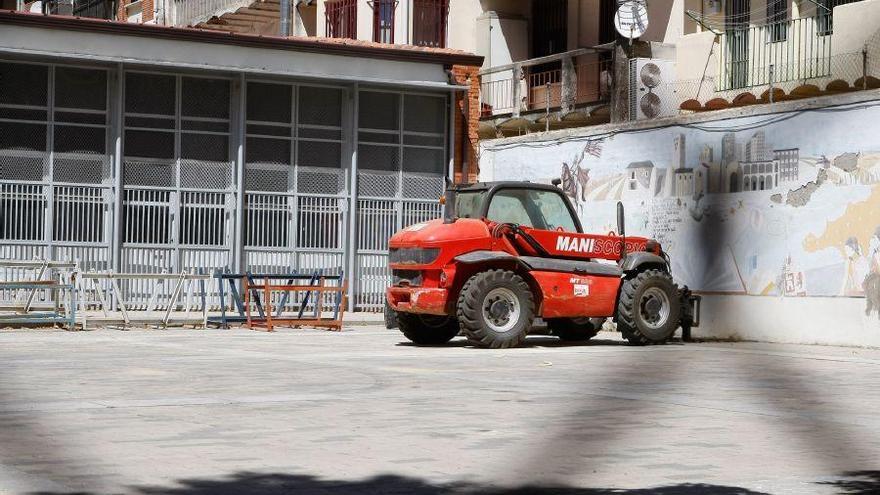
<box><xmin>412</xmin><ymin>0</ymin><xmax>449</xmax><ymax>48</ymax></box>
<box><xmin>767</xmin><ymin>0</ymin><xmax>788</xmax><ymax>42</ymax></box>
<box><xmin>372</xmin><ymin>0</ymin><xmax>397</xmax><ymax>43</ymax></box>
<box><xmin>325</xmin><ymin>0</ymin><xmax>357</xmax><ymax>39</ymax></box>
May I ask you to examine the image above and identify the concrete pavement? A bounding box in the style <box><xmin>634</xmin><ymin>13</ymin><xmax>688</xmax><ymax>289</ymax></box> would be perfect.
<box><xmin>0</xmin><ymin>326</ymin><xmax>878</xmax><ymax>494</ymax></box>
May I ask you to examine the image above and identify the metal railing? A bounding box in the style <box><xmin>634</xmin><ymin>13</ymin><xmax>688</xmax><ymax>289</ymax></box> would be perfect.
<box><xmin>479</xmin><ymin>49</ymin><xmax>611</xmax><ymax>119</ymax></box>
<box><xmin>411</xmin><ymin>0</ymin><xmax>449</xmax><ymax>48</ymax></box>
<box><xmin>718</xmin><ymin>16</ymin><xmax>832</xmax><ymax>91</ymax></box>
<box><xmin>166</xmin><ymin>0</ymin><xmax>255</xmax><ymax>26</ymax></box>
<box><xmin>325</xmin><ymin>0</ymin><xmax>357</xmax><ymax>39</ymax></box>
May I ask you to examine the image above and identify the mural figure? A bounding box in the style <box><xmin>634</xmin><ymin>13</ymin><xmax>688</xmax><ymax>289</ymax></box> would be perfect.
<box><xmin>560</xmin><ymin>161</ymin><xmax>577</xmax><ymax>202</ymax></box>
<box><xmin>559</xmin><ymin>139</ymin><xmax>602</xmax><ymax>206</ymax></box>
<box><xmin>841</xmin><ymin>237</ymin><xmax>869</xmax><ymax>297</ymax></box>
<box><xmin>865</xmin><ymin>227</ymin><xmax>880</xmax><ymax>318</ymax></box>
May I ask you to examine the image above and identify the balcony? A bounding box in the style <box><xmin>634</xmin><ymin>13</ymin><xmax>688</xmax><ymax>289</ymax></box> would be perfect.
<box><xmin>717</xmin><ymin>17</ymin><xmax>832</xmax><ymax>91</ymax></box>
<box><xmin>676</xmin><ymin>0</ymin><xmax>880</xmax><ymax>113</ymax></box>
<box><xmin>478</xmin><ymin>48</ymin><xmax>612</xmax><ymax>137</ymax></box>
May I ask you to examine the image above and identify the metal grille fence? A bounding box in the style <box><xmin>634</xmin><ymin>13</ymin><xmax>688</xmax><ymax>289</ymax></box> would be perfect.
<box><xmin>0</xmin><ymin>61</ymin><xmax>112</xmax><ymax>305</ymax></box>
<box><xmin>120</xmin><ymin>72</ymin><xmax>234</xmax><ymax>304</ymax></box>
<box><xmin>355</xmin><ymin>90</ymin><xmax>447</xmax><ymax>310</ymax></box>
<box><xmin>1</xmin><ymin>59</ymin><xmax>452</xmax><ymax>313</ymax></box>
<box><xmin>243</xmin><ymin>81</ymin><xmax>347</xmax><ymax>280</ymax></box>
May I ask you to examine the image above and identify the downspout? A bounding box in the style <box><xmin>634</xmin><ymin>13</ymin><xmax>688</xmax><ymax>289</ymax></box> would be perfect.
<box><xmin>445</xmin><ymin>68</ymin><xmax>471</xmax><ymax>184</ymax></box>
<box><xmin>460</xmin><ymin>79</ymin><xmax>470</xmax><ymax>183</ymax></box>
<box><xmin>280</xmin><ymin>0</ymin><xmax>291</xmax><ymax>36</ymax></box>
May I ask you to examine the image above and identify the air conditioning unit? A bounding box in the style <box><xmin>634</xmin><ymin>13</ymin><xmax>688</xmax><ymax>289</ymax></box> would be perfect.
<box><xmin>628</xmin><ymin>58</ymin><xmax>676</xmax><ymax>121</ymax></box>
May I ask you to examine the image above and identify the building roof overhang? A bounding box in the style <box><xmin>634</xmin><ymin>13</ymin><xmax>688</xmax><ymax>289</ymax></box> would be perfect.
<box><xmin>0</xmin><ymin>10</ymin><xmax>481</xmax><ymax>89</ymax></box>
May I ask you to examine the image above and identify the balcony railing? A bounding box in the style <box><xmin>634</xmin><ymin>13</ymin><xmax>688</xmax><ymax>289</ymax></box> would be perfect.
<box><xmin>326</xmin><ymin>0</ymin><xmax>357</xmax><ymax>39</ymax></box>
<box><xmin>718</xmin><ymin>16</ymin><xmax>832</xmax><ymax>90</ymax></box>
<box><xmin>479</xmin><ymin>49</ymin><xmax>611</xmax><ymax>119</ymax></box>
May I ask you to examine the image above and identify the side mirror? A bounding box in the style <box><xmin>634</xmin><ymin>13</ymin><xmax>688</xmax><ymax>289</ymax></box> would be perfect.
<box><xmin>616</xmin><ymin>201</ymin><xmax>625</xmax><ymax>237</ymax></box>
<box><xmin>616</xmin><ymin>201</ymin><xmax>627</xmax><ymax>257</ymax></box>
<box><xmin>443</xmin><ymin>188</ymin><xmax>457</xmax><ymax>224</ymax></box>
<box><xmin>551</xmin><ymin>178</ymin><xmax>562</xmax><ymax>187</ymax></box>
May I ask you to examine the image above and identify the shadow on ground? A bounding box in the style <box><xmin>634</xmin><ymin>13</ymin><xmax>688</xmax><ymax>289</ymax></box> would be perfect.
<box><xmin>31</xmin><ymin>471</ymin><xmax>772</xmax><ymax>495</ymax></box>
<box><xmin>818</xmin><ymin>471</ymin><xmax>880</xmax><ymax>494</ymax></box>
<box><xmin>394</xmin><ymin>335</ymin><xmax>642</xmax><ymax>349</ymax></box>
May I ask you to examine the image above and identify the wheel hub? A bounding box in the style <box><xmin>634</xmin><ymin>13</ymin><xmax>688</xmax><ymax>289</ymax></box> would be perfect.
<box><xmin>481</xmin><ymin>287</ymin><xmax>521</xmax><ymax>333</ymax></box>
<box><xmin>639</xmin><ymin>287</ymin><xmax>671</xmax><ymax>330</ymax></box>
<box><xmin>488</xmin><ymin>299</ymin><xmax>511</xmax><ymax>320</ymax></box>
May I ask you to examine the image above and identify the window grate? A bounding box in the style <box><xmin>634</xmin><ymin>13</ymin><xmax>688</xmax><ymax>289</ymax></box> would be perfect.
<box><xmin>325</xmin><ymin>0</ymin><xmax>357</xmax><ymax>39</ymax></box>
<box><xmin>412</xmin><ymin>0</ymin><xmax>449</xmax><ymax>48</ymax></box>
<box><xmin>371</xmin><ymin>0</ymin><xmax>397</xmax><ymax>43</ymax></box>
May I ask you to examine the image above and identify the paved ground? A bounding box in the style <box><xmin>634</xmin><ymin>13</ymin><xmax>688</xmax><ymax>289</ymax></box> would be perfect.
<box><xmin>0</xmin><ymin>326</ymin><xmax>879</xmax><ymax>494</ymax></box>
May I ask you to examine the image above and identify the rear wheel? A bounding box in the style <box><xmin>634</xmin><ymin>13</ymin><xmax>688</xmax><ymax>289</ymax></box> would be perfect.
<box><xmin>548</xmin><ymin>317</ymin><xmax>604</xmax><ymax>342</ymax></box>
<box><xmin>617</xmin><ymin>269</ymin><xmax>681</xmax><ymax>345</ymax></box>
<box><xmin>397</xmin><ymin>312</ymin><xmax>460</xmax><ymax>345</ymax></box>
<box><xmin>457</xmin><ymin>270</ymin><xmax>535</xmax><ymax>348</ymax></box>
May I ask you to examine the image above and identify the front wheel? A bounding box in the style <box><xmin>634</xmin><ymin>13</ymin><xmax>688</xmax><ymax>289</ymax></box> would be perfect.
<box><xmin>457</xmin><ymin>269</ymin><xmax>535</xmax><ymax>348</ymax></box>
<box><xmin>616</xmin><ymin>269</ymin><xmax>681</xmax><ymax>345</ymax></box>
<box><xmin>397</xmin><ymin>312</ymin><xmax>460</xmax><ymax>345</ymax></box>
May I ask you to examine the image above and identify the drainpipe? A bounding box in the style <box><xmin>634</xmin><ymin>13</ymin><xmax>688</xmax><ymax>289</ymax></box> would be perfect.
<box><xmin>280</xmin><ymin>0</ymin><xmax>291</xmax><ymax>36</ymax></box>
<box><xmin>461</xmin><ymin>77</ymin><xmax>471</xmax><ymax>184</ymax></box>
<box><xmin>447</xmin><ymin>69</ymin><xmax>471</xmax><ymax>184</ymax></box>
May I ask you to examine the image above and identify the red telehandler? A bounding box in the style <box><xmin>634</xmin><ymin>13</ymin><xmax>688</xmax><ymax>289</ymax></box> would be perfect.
<box><xmin>386</xmin><ymin>181</ymin><xmax>700</xmax><ymax>348</ymax></box>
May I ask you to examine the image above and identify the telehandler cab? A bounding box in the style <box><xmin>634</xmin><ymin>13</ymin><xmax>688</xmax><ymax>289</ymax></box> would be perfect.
<box><xmin>386</xmin><ymin>181</ymin><xmax>699</xmax><ymax>348</ymax></box>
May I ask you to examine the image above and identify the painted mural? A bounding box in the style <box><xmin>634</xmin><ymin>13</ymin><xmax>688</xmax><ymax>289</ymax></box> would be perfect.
<box><xmin>481</xmin><ymin>100</ymin><xmax>880</xmax><ymax>316</ymax></box>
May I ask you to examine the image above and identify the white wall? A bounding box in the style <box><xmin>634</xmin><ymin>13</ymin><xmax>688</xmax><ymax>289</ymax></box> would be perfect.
<box><xmin>475</xmin><ymin>11</ymin><xmax>528</xmax><ymax>71</ymax></box>
<box><xmin>831</xmin><ymin>0</ymin><xmax>880</xmax><ymax>56</ymax></box>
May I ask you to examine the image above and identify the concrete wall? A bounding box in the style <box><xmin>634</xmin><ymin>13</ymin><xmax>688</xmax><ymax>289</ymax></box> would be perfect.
<box><xmin>641</xmin><ymin>0</ymin><xmax>699</xmax><ymax>44</ymax></box>
<box><xmin>480</xmin><ymin>90</ymin><xmax>880</xmax><ymax>347</ymax></box>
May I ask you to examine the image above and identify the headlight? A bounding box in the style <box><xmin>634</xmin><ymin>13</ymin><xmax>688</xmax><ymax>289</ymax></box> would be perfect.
<box><xmin>389</xmin><ymin>247</ymin><xmax>441</xmax><ymax>265</ymax></box>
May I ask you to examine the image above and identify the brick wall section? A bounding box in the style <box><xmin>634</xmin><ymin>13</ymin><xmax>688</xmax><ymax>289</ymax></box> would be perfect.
<box><xmin>451</xmin><ymin>64</ymin><xmax>481</xmax><ymax>184</ymax></box>
<box><xmin>116</xmin><ymin>0</ymin><xmax>153</xmax><ymax>22</ymax></box>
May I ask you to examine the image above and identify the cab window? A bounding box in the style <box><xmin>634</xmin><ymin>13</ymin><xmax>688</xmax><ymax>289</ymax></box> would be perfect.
<box><xmin>486</xmin><ymin>188</ymin><xmax>577</xmax><ymax>232</ymax></box>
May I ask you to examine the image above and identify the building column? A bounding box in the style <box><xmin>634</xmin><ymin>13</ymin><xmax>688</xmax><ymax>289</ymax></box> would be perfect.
<box><xmin>232</xmin><ymin>73</ymin><xmax>246</xmax><ymax>275</ymax></box>
<box><xmin>346</xmin><ymin>83</ymin><xmax>359</xmax><ymax>312</ymax></box>
<box><xmin>111</xmin><ymin>63</ymin><xmax>124</xmax><ymax>274</ymax></box>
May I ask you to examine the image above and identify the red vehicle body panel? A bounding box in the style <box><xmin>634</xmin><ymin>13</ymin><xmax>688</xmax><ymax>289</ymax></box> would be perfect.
<box><xmin>530</xmin><ymin>271</ymin><xmax>621</xmax><ymax>318</ymax></box>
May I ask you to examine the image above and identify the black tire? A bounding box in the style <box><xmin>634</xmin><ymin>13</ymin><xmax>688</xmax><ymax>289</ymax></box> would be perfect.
<box><xmin>457</xmin><ymin>269</ymin><xmax>535</xmax><ymax>348</ymax></box>
<box><xmin>617</xmin><ymin>269</ymin><xmax>681</xmax><ymax>345</ymax></box>
<box><xmin>397</xmin><ymin>312</ymin><xmax>460</xmax><ymax>345</ymax></box>
<box><xmin>384</xmin><ymin>300</ymin><xmax>399</xmax><ymax>329</ymax></box>
<box><xmin>548</xmin><ymin>317</ymin><xmax>603</xmax><ymax>342</ymax></box>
